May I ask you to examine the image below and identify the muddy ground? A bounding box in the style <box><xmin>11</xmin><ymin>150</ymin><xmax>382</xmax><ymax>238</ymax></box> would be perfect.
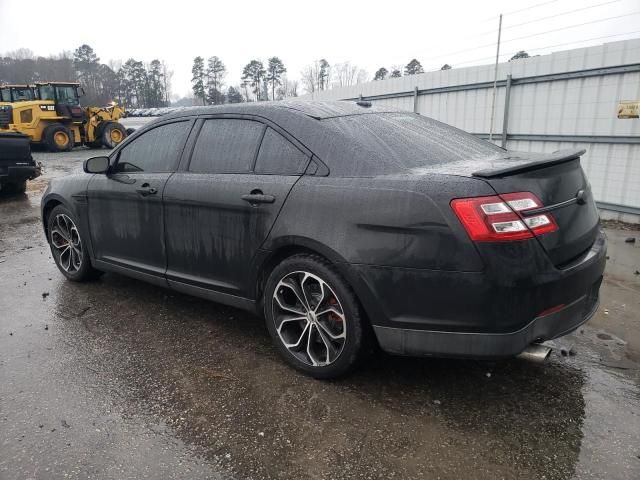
<box><xmin>1</xmin><ymin>144</ymin><xmax>639</xmax><ymax>480</ymax></box>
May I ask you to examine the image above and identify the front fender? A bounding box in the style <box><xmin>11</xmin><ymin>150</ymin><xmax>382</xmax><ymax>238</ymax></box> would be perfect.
<box><xmin>41</xmin><ymin>174</ymin><xmax>95</xmax><ymax>261</ymax></box>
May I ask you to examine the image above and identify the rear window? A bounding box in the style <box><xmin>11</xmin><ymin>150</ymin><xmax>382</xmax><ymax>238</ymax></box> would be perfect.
<box><xmin>255</xmin><ymin>128</ymin><xmax>308</xmax><ymax>175</ymax></box>
<box><xmin>189</xmin><ymin>119</ymin><xmax>264</xmax><ymax>174</ymax></box>
<box><xmin>324</xmin><ymin>113</ymin><xmax>504</xmax><ymax>171</ymax></box>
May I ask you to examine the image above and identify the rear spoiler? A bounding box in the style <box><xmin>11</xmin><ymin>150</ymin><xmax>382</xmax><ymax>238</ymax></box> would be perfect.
<box><xmin>472</xmin><ymin>149</ymin><xmax>585</xmax><ymax>178</ymax></box>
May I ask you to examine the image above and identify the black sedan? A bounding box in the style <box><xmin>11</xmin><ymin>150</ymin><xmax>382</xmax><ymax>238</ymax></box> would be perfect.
<box><xmin>41</xmin><ymin>101</ymin><xmax>606</xmax><ymax>378</ymax></box>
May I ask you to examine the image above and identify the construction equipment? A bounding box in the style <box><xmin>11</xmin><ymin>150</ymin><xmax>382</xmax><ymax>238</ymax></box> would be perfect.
<box><xmin>0</xmin><ymin>84</ymin><xmax>36</xmax><ymax>103</ymax></box>
<box><xmin>0</xmin><ymin>81</ymin><xmax>128</xmax><ymax>152</ymax></box>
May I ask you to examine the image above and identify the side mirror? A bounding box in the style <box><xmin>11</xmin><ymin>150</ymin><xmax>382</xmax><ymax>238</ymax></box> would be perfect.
<box><xmin>83</xmin><ymin>156</ymin><xmax>110</xmax><ymax>174</ymax></box>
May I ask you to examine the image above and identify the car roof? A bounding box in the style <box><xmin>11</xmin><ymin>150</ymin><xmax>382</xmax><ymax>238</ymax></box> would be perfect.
<box><xmin>163</xmin><ymin>100</ymin><xmax>398</xmax><ymax>121</ymax></box>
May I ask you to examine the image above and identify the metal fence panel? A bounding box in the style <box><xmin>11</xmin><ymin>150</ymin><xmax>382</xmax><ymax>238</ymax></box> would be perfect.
<box><xmin>301</xmin><ymin>39</ymin><xmax>640</xmax><ymax>220</ymax></box>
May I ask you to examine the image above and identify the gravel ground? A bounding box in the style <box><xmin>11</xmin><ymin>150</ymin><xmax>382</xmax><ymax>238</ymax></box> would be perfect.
<box><xmin>1</xmin><ymin>146</ymin><xmax>639</xmax><ymax>480</ymax></box>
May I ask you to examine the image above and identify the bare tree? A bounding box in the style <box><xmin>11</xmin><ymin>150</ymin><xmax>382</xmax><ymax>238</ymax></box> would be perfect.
<box><xmin>5</xmin><ymin>48</ymin><xmax>35</xmax><ymax>60</ymax></box>
<box><xmin>332</xmin><ymin>62</ymin><xmax>367</xmax><ymax>88</ymax></box>
<box><xmin>300</xmin><ymin>63</ymin><xmax>319</xmax><ymax>94</ymax></box>
<box><xmin>288</xmin><ymin>79</ymin><xmax>299</xmax><ymax>97</ymax></box>
<box><xmin>277</xmin><ymin>75</ymin><xmax>298</xmax><ymax>99</ymax></box>
<box><xmin>356</xmin><ymin>69</ymin><xmax>369</xmax><ymax>84</ymax></box>
<box><xmin>161</xmin><ymin>61</ymin><xmax>173</xmax><ymax>105</ymax></box>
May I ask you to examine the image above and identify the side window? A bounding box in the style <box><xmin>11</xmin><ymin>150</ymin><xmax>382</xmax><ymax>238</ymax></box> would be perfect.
<box><xmin>254</xmin><ymin>128</ymin><xmax>308</xmax><ymax>175</ymax></box>
<box><xmin>188</xmin><ymin>119</ymin><xmax>263</xmax><ymax>174</ymax></box>
<box><xmin>115</xmin><ymin>121</ymin><xmax>191</xmax><ymax>173</ymax></box>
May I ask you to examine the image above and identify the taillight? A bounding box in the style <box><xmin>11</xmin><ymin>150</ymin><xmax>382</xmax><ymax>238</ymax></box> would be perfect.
<box><xmin>451</xmin><ymin>192</ymin><xmax>558</xmax><ymax>242</ymax></box>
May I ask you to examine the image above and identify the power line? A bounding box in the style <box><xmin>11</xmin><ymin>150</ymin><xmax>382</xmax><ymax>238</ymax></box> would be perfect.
<box><xmin>501</xmin><ymin>11</ymin><xmax>640</xmax><ymax>45</ymax></box>
<box><xmin>451</xmin><ymin>30</ymin><xmax>640</xmax><ymax>67</ymax></box>
<box><xmin>418</xmin><ymin>11</ymin><xmax>640</xmax><ymax>63</ymax></box>
<box><xmin>478</xmin><ymin>0</ymin><xmax>621</xmax><ymax>36</ymax></box>
<box><xmin>505</xmin><ymin>0</ymin><xmax>560</xmax><ymax>16</ymax></box>
<box><xmin>480</xmin><ymin>0</ymin><xmax>560</xmax><ymax>22</ymax></box>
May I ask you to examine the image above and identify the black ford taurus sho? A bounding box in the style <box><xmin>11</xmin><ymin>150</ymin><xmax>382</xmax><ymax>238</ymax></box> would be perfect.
<box><xmin>41</xmin><ymin>101</ymin><xmax>606</xmax><ymax>378</ymax></box>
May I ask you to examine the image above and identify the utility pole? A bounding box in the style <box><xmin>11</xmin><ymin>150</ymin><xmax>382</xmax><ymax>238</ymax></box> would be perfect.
<box><xmin>488</xmin><ymin>13</ymin><xmax>502</xmax><ymax>142</ymax></box>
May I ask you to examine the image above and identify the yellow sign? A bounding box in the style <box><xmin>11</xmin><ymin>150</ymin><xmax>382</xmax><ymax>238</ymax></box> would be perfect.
<box><xmin>617</xmin><ymin>101</ymin><xmax>639</xmax><ymax>119</ymax></box>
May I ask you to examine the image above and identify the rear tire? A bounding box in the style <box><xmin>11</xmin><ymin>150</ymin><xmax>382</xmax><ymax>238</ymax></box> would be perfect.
<box><xmin>44</xmin><ymin>124</ymin><xmax>74</xmax><ymax>152</ymax></box>
<box><xmin>264</xmin><ymin>254</ymin><xmax>367</xmax><ymax>379</ymax></box>
<box><xmin>101</xmin><ymin>122</ymin><xmax>127</xmax><ymax>149</ymax></box>
<box><xmin>47</xmin><ymin>205</ymin><xmax>102</xmax><ymax>281</ymax></box>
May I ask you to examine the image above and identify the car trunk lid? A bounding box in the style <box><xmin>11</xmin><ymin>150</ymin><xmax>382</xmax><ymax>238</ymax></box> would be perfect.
<box><xmin>470</xmin><ymin>149</ymin><xmax>600</xmax><ymax>267</ymax></box>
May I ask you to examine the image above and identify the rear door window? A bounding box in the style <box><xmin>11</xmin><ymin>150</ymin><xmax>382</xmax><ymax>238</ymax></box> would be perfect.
<box><xmin>188</xmin><ymin>119</ymin><xmax>264</xmax><ymax>174</ymax></box>
<box><xmin>254</xmin><ymin>128</ymin><xmax>308</xmax><ymax>175</ymax></box>
<box><xmin>115</xmin><ymin>121</ymin><xmax>191</xmax><ymax>173</ymax></box>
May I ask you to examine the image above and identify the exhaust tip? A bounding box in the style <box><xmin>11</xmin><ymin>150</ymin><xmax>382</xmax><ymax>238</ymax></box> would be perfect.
<box><xmin>516</xmin><ymin>343</ymin><xmax>552</xmax><ymax>363</ymax></box>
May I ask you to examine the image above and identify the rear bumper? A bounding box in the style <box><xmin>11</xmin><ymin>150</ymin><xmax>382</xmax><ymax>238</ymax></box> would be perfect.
<box><xmin>0</xmin><ymin>165</ymin><xmax>41</xmax><ymax>184</ymax></box>
<box><xmin>373</xmin><ymin>281</ymin><xmax>600</xmax><ymax>357</ymax></box>
<box><xmin>347</xmin><ymin>229</ymin><xmax>606</xmax><ymax>358</ymax></box>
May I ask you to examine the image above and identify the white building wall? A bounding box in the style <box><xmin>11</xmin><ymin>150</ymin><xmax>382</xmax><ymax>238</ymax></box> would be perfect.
<box><xmin>300</xmin><ymin>39</ymin><xmax>640</xmax><ymax>221</ymax></box>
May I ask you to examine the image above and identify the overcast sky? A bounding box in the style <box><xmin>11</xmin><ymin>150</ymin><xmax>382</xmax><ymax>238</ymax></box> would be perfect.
<box><xmin>1</xmin><ymin>0</ymin><xmax>639</xmax><ymax>98</ymax></box>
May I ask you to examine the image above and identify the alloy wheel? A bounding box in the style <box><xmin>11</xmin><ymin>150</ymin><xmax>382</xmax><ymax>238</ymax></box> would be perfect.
<box><xmin>50</xmin><ymin>214</ymin><xmax>83</xmax><ymax>273</ymax></box>
<box><xmin>272</xmin><ymin>271</ymin><xmax>347</xmax><ymax>367</ymax></box>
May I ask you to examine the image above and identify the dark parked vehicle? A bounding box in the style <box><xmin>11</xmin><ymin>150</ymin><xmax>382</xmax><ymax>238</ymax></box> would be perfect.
<box><xmin>0</xmin><ymin>132</ymin><xmax>40</xmax><ymax>194</ymax></box>
<box><xmin>41</xmin><ymin>101</ymin><xmax>606</xmax><ymax>378</ymax></box>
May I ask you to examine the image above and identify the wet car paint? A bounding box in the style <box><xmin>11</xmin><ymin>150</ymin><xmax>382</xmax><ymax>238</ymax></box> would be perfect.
<box><xmin>1</xmin><ymin>149</ymin><xmax>639</xmax><ymax>479</ymax></box>
<box><xmin>40</xmin><ymin>104</ymin><xmax>604</xmax><ymax>362</ymax></box>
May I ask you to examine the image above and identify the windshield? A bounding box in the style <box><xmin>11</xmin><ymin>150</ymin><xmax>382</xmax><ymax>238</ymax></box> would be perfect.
<box><xmin>12</xmin><ymin>87</ymin><xmax>35</xmax><ymax>101</ymax></box>
<box><xmin>38</xmin><ymin>85</ymin><xmax>55</xmax><ymax>101</ymax></box>
<box><xmin>0</xmin><ymin>88</ymin><xmax>10</xmax><ymax>102</ymax></box>
<box><xmin>55</xmin><ymin>86</ymin><xmax>80</xmax><ymax>105</ymax></box>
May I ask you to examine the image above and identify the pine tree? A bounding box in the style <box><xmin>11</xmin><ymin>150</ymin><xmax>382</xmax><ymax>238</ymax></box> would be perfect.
<box><xmin>404</xmin><ymin>59</ymin><xmax>424</xmax><ymax>75</ymax></box>
<box><xmin>206</xmin><ymin>56</ymin><xmax>226</xmax><ymax>105</ymax></box>
<box><xmin>148</xmin><ymin>60</ymin><xmax>165</xmax><ymax>107</ymax></box>
<box><xmin>318</xmin><ymin>59</ymin><xmax>330</xmax><ymax>90</ymax></box>
<box><xmin>73</xmin><ymin>44</ymin><xmax>100</xmax><ymax>103</ymax></box>
<box><xmin>226</xmin><ymin>86</ymin><xmax>243</xmax><ymax>103</ymax></box>
<box><xmin>509</xmin><ymin>51</ymin><xmax>530</xmax><ymax>61</ymax></box>
<box><xmin>373</xmin><ymin>67</ymin><xmax>388</xmax><ymax>80</ymax></box>
<box><xmin>266</xmin><ymin>57</ymin><xmax>286</xmax><ymax>101</ymax></box>
<box><xmin>241</xmin><ymin>60</ymin><xmax>266</xmax><ymax>101</ymax></box>
<box><xmin>191</xmin><ymin>56</ymin><xmax>206</xmax><ymax>105</ymax></box>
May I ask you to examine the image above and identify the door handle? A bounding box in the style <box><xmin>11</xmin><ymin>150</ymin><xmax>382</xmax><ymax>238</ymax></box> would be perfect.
<box><xmin>136</xmin><ymin>183</ymin><xmax>158</xmax><ymax>196</ymax></box>
<box><xmin>242</xmin><ymin>192</ymin><xmax>275</xmax><ymax>205</ymax></box>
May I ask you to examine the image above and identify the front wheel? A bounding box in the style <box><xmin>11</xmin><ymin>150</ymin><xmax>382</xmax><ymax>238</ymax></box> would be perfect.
<box><xmin>47</xmin><ymin>205</ymin><xmax>102</xmax><ymax>281</ymax></box>
<box><xmin>101</xmin><ymin>122</ymin><xmax>127</xmax><ymax>149</ymax></box>
<box><xmin>44</xmin><ymin>124</ymin><xmax>74</xmax><ymax>152</ymax></box>
<box><xmin>264</xmin><ymin>254</ymin><xmax>367</xmax><ymax>379</ymax></box>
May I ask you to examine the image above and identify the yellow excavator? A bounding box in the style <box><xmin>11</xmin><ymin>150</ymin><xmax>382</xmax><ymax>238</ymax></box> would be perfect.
<box><xmin>0</xmin><ymin>81</ymin><xmax>128</xmax><ymax>152</ymax></box>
